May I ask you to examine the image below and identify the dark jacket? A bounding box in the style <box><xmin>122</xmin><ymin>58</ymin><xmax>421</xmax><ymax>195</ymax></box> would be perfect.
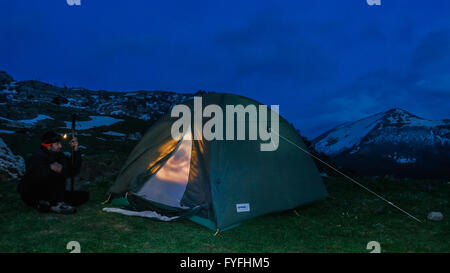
<box><xmin>18</xmin><ymin>147</ymin><xmax>82</xmax><ymax>197</ymax></box>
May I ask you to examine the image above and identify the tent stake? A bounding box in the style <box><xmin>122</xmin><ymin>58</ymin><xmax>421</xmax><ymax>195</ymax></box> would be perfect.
<box><xmin>101</xmin><ymin>194</ymin><xmax>112</xmax><ymax>205</ymax></box>
<box><xmin>213</xmin><ymin>229</ymin><xmax>220</xmax><ymax>236</ymax></box>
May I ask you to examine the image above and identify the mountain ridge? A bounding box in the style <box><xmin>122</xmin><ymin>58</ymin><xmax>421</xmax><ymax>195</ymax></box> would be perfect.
<box><xmin>312</xmin><ymin>108</ymin><xmax>450</xmax><ymax>178</ymax></box>
<box><xmin>1</xmin><ymin>71</ymin><xmax>448</xmax><ymax>179</ymax></box>
<box><xmin>0</xmin><ymin>71</ymin><xmax>198</xmax><ymax>123</ymax></box>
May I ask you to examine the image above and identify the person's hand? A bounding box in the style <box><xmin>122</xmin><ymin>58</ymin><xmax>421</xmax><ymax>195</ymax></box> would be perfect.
<box><xmin>50</xmin><ymin>162</ymin><xmax>63</xmax><ymax>173</ymax></box>
<box><xmin>70</xmin><ymin>137</ymin><xmax>79</xmax><ymax>151</ymax></box>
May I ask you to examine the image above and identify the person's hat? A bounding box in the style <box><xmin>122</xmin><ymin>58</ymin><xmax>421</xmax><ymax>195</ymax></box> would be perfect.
<box><xmin>41</xmin><ymin>131</ymin><xmax>61</xmax><ymax>147</ymax></box>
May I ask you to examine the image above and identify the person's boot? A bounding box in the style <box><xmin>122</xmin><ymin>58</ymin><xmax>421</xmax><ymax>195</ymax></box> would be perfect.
<box><xmin>36</xmin><ymin>200</ymin><xmax>51</xmax><ymax>213</ymax></box>
<box><xmin>50</xmin><ymin>202</ymin><xmax>76</xmax><ymax>214</ymax></box>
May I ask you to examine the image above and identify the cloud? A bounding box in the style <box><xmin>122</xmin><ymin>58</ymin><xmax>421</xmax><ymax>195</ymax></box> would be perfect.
<box><xmin>411</xmin><ymin>30</ymin><xmax>450</xmax><ymax>72</ymax></box>
<box><xmin>301</xmin><ymin>63</ymin><xmax>450</xmax><ymax>139</ymax></box>
<box><xmin>214</xmin><ymin>13</ymin><xmax>336</xmax><ymax>86</ymax></box>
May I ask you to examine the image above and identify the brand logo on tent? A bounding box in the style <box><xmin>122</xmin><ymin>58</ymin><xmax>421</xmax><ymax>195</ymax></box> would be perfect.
<box><xmin>171</xmin><ymin>97</ymin><xmax>279</xmax><ymax>151</ymax></box>
<box><xmin>236</xmin><ymin>203</ymin><xmax>250</xmax><ymax>212</ymax></box>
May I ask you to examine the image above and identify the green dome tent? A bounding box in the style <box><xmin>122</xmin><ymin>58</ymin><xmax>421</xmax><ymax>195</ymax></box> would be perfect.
<box><xmin>105</xmin><ymin>93</ymin><xmax>327</xmax><ymax>231</ymax></box>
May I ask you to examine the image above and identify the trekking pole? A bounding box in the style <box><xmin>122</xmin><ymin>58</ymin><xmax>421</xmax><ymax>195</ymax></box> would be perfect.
<box><xmin>70</xmin><ymin>114</ymin><xmax>77</xmax><ymax>192</ymax></box>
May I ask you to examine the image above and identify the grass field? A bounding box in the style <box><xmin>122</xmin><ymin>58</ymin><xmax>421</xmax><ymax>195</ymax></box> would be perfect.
<box><xmin>0</xmin><ymin>175</ymin><xmax>448</xmax><ymax>253</ymax></box>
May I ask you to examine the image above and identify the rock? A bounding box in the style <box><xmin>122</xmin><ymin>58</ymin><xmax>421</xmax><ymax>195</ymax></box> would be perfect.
<box><xmin>427</xmin><ymin>212</ymin><xmax>443</xmax><ymax>221</ymax></box>
<box><xmin>0</xmin><ymin>71</ymin><xmax>13</xmax><ymax>85</ymax></box>
<box><xmin>0</xmin><ymin>137</ymin><xmax>25</xmax><ymax>181</ymax></box>
<box><xmin>127</xmin><ymin>132</ymin><xmax>142</xmax><ymax>141</ymax></box>
<box><xmin>51</xmin><ymin>96</ymin><xmax>68</xmax><ymax>105</ymax></box>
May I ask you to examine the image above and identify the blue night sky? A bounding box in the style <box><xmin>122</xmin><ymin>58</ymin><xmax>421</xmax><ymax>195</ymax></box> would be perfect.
<box><xmin>1</xmin><ymin>0</ymin><xmax>450</xmax><ymax>138</ymax></box>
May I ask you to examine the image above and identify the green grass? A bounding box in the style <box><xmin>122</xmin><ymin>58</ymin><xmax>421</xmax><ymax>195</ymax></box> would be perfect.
<box><xmin>0</xmin><ymin>176</ymin><xmax>448</xmax><ymax>253</ymax></box>
<box><xmin>2</xmin><ymin>98</ymin><xmax>448</xmax><ymax>253</ymax></box>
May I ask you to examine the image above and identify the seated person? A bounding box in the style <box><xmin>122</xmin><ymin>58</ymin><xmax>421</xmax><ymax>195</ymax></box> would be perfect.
<box><xmin>18</xmin><ymin>131</ymin><xmax>89</xmax><ymax>214</ymax></box>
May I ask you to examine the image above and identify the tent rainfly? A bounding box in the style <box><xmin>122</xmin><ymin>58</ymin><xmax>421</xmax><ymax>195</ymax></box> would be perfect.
<box><xmin>105</xmin><ymin>93</ymin><xmax>328</xmax><ymax>231</ymax></box>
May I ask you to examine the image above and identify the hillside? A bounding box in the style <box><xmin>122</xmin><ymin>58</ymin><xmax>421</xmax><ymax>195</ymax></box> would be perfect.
<box><xmin>0</xmin><ymin>71</ymin><xmax>197</xmax><ymax>182</ymax></box>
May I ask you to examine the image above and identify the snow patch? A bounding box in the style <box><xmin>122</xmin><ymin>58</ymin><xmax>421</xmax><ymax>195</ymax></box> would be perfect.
<box><xmin>18</xmin><ymin>114</ymin><xmax>54</xmax><ymax>124</ymax></box>
<box><xmin>103</xmin><ymin>131</ymin><xmax>126</xmax><ymax>137</ymax></box>
<box><xmin>1</xmin><ymin>89</ymin><xmax>17</xmax><ymax>94</ymax></box>
<box><xmin>111</xmin><ymin>110</ymin><xmax>126</xmax><ymax>116</ymax></box>
<box><xmin>387</xmin><ymin>153</ymin><xmax>417</xmax><ymax>164</ymax></box>
<box><xmin>396</xmin><ymin>157</ymin><xmax>416</xmax><ymax>164</ymax></box>
<box><xmin>0</xmin><ymin>117</ymin><xmax>13</xmax><ymax>122</ymax></box>
<box><xmin>349</xmin><ymin>146</ymin><xmax>360</xmax><ymax>154</ymax></box>
<box><xmin>60</xmin><ymin>102</ymin><xmax>88</xmax><ymax>109</ymax></box>
<box><xmin>314</xmin><ymin>112</ymin><xmax>384</xmax><ymax>155</ymax></box>
<box><xmin>139</xmin><ymin>113</ymin><xmax>151</xmax><ymax>120</ymax></box>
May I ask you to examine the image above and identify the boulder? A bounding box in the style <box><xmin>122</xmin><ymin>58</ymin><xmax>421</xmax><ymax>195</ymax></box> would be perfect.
<box><xmin>127</xmin><ymin>132</ymin><xmax>142</xmax><ymax>141</ymax></box>
<box><xmin>427</xmin><ymin>212</ymin><xmax>443</xmax><ymax>221</ymax></box>
<box><xmin>0</xmin><ymin>137</ymin><xmax>25</xmax><ymax>181</ymax></box>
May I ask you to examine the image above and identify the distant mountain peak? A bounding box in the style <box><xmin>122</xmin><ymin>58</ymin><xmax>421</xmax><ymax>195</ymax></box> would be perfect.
<box><xmin>312</xmin><ymin>108</ymin><xmax>450</xmax><ymax>178</ymax></box>
<box><xmin>381</xmin><ymin>108</ymin><xmax>444</xmax><ymax>128</ymax></box>
<box><xmin>313</xmin><ymin>108</ymin><xmax>448</xmax><ymax>155</ymax></box>
<box><xmin>386</xmin><ymin>107</ymin><xmax>408</xmax><ymax>113</ymax></box>
<box><xmin>382</xmin><ymin>108</ymin><xmax>419</xmax><ymax>123</ymax></box>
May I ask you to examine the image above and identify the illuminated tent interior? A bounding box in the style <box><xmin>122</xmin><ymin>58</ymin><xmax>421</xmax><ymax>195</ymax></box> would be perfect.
<box><xmin>105</xmin><ymin>93</ymin><xmax>328</xmax><ymax>232</ymax></box>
